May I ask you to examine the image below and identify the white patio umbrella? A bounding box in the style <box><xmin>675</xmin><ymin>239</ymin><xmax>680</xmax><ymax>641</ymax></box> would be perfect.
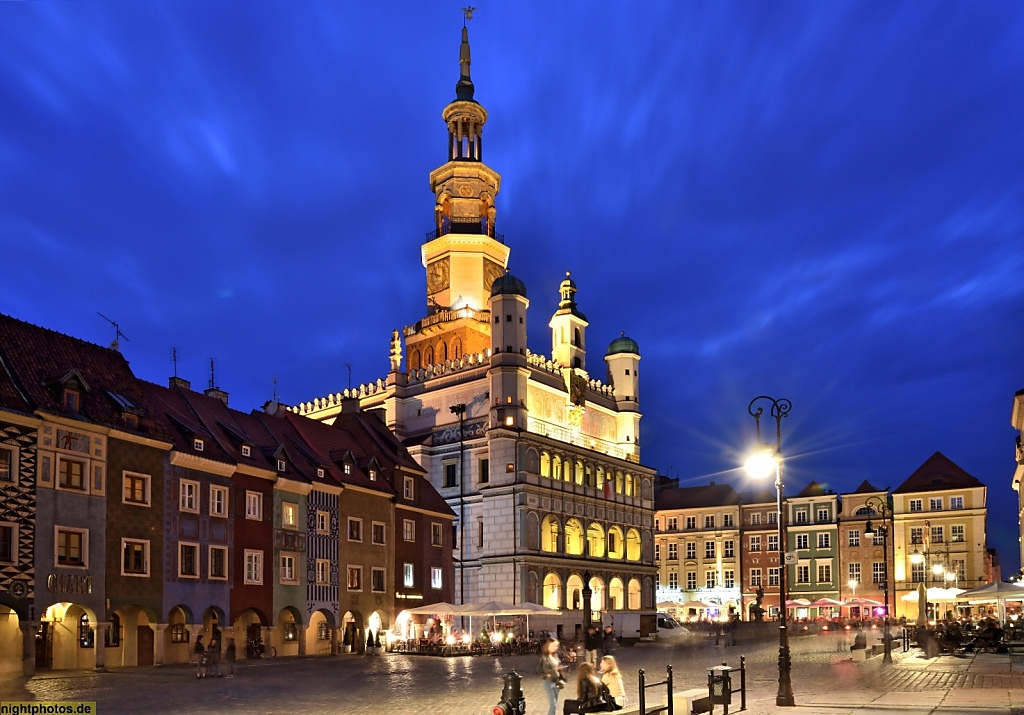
<box><xmin>957</xmin><ymin>581</ymin><xmax>1024</xmax><ymax>623</ymax></box>
<box><xmin>509</xmin><ymin>602</ymin><xmax>562</xmax><ymax>637</ymax></box>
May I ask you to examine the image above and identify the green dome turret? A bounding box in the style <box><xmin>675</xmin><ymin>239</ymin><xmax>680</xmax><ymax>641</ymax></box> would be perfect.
<box><xmin>490</xmin><ymin>270</ymin><xmax>527</xmax><ymax>298</ymax></box>
<box><xmin>606</xmin><ymin>332</ymin><xmax>640</xmax><ymax>356</ymax></box>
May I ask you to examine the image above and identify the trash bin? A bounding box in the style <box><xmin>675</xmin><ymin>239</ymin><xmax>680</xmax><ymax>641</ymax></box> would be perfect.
<box><xmin>708</xmin><ymin>664</ymin><xmax>733</xmax><ymax>712</ymax></box>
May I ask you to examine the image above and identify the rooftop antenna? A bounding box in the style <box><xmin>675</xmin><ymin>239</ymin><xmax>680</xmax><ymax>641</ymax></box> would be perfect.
<box><xmin>97</xmin><ymin>312</ymin><xmax>129</xmax><ymax>351</ymax></box>
<box><xmin>171</xmin><ymin>347</ymin><xmax>179</xmax><ymax>377</ymax></box>
<box><xmin>208</xmin><ymin>358</ymin><xmax>216</xmax><ymax>390</ymax></box>
<box><xmin>272</xmin><ymin>376</ymin><xmax>278</xmax><ymax>402</ymax></box>
<box><xmin>345</xmin><ymin>363</ymin><xmax>352</xmax><ymax>390</ymax></box>
<box><xmin>462</xmin><ymin>5</ymin><xmax>476</xmax><ymax>25</ymax></box>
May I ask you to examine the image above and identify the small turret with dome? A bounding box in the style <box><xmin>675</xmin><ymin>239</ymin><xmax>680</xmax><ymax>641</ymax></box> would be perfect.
<box><xmin>489</xmin><ymin>269</ymin><xmax>530</xmax><ymax>431</ymax></box>
<box><xmin>605</xmin><ymin>331</ymin><xmax>640</xmax><ymax>407</ymax></box>
<box><xmin>607</xmin><ymin>333</ymin><xmax>640</xmax><ymax>357</ymax></box>
<box><xmin>490</xmin><ymin>270</ymin><xmax>527</xmax><ymax>298</ymax></box>
<box><xmin>549</xmin><ymin>271</ymin><xmax>589</xmax><ymax>371</ymax></box>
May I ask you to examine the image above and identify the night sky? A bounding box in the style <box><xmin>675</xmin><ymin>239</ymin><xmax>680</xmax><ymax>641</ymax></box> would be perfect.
<box><xmin>3</xmin><ymin>4</ymin><xmax>1023</xmax><ymax>572</ymax></box>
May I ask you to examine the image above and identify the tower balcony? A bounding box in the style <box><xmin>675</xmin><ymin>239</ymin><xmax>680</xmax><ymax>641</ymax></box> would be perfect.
<box><xmin>426</xmin><ymin>219</ymin><xmax>504</xmax><ymax>244</ymax></box>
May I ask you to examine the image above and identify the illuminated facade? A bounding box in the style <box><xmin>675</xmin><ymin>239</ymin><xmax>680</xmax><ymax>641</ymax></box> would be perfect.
<box><xmin>298</xmin><ymin>24</ymin><xmax>657</xmax><ymax>634</ymax></box>
<box><xmin>1012</xmin><ymin>389</ymin><xmax>1024</xmax><ymax>573</ymax></box>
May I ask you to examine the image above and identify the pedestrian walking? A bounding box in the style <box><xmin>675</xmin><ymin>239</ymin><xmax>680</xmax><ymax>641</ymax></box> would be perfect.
<box><xmin>584</xmin><ymin>626</ymin><xmax>600</xmax><ymax>665</ymax></box>
<box><xmin>538</xmin><ymin>638</ymin><xmax>564</xmax><ymax>715</ymax></box>
<box><xmin>193</xmin><ymin>635</ymin><xmax>206</xmax><ymax>679</ymax></box>
<box><xmin>225</xmin><ymin>638</ymin><xmax>236</xmax><ymax>677</ymax></box>
<box><xmin>602</xmin><ymin>625</ymin><xmax>615</xmax><ymax>657</ymax></box>
<box><xmin>207</xmin><ymin>639</ymin><xmax>221</xmax><ymax>677</ymax></box>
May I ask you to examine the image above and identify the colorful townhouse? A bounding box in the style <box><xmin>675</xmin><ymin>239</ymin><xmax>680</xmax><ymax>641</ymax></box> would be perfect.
<box><xmin>739</xmin><ymin>486</ymin><xmax>782</xmax><ymax>619</ymax></box>
<box><xmin>784</xmin><ymin>482</ymin><xmax>841</xmax><ymax>610</ymax></box>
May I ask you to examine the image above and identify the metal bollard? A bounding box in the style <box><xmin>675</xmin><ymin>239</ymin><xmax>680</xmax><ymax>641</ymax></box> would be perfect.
<box><xmin>492</xmin><ymin>670</ymin><xmax>526</xmax><ymax>715</ymax></box>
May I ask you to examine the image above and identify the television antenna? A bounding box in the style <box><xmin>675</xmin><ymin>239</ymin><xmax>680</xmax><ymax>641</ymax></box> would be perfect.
<box><xmin>97</xmin><ymin>312</ymin><xmax>129</xmax><ymax>351</ymax></box>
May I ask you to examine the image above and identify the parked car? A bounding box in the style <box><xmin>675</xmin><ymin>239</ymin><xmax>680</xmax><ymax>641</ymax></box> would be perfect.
<box><xmin>656</xmin><ymin>614</ymin><xmax>693</xmax><ymax>641</ymax></box>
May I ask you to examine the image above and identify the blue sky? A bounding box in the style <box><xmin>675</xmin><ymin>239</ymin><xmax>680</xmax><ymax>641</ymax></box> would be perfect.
<box><xmin>2</xmin><ymin>3</ymin><xmax>1023</xmax><ymax>571</ymax></box>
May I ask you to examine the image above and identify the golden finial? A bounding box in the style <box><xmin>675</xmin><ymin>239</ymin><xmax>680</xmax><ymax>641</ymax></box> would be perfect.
<box><xmin>462</xmin><ymin>6</ymin><xmax>477</xmax><ymax>24</ymax></box>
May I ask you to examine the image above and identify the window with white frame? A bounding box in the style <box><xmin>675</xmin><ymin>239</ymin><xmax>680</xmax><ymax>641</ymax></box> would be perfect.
<box><xmin>0</xmin><ymin>523</ymin><xmax>17</xmax><ymax>564</ymax></box>
<box><xmin>55</xmin><ymin>527</ymin><xmax>87</xmax><ymax>567</ymax></box>
<box><xmin>930</xmin><ymin>497</ymin><xmax>942</xmax><ymax>511</ymax></box>
<box><xmin>371</xmin><ymin>567</ymin><xmax>386</xmax><ymax>593</ymax></box>
<box><xmin>951</xmin><ymin>525</ymin><xmax>965</xmax><ymax>543</ymax></box>
<box><xmin>241</xmin><ymin>444</ymin><xmax>251</xmax><ymax>457</ymax></box>
<box><xmin>796</xmin><ymin>534</ymin><xmax>808</xmax><ymax>549</ymax></box>
<box><xmin>686</xmin><ymin>571</ymin><xmax>696</xmax><ymax>589</ymax></box>
<box><xmin>180</xmin><ymin>480</ymin><xmax>199</xmax><ymax>513</ymax></box>
<box><xmin>817</xmin><ymin>563</ymin><xmax>831</xmax><ymax>583</ymax></box>
<box><xmin>750</xmin><ymin>513</ymin><xmax>761</xmax><ymax>525</ymax></box>
<box><xmin>282</xmin><ymin>502</ymin><xmax>298</xmax><ymax>530</ymax></box>
<box><xmin>431</xmin><ymin>567</ymin><xmax>443</xmax><ymax>589</ymax></box>
<box><xmin>685</xmin><ymin>516</ymin><xmax>696</xmax><ymax>529</ymax></box>
<box><xmin>818</xmin><ymin>533</ymin><xmax>830</xmax><ymax>549</ymax></box>
<box><xmin>750</xmin><ymin>535</ymin><xmax>761</xmax><ymax>552</ymax></box>
<box><xmin>654</xmin><ymin>543</ymin><xmax>660</xmax><ymax>561</ymax></box>
<box><xmin>348</xmin><ymin>518</ymin><xmax>363</xmax><ymax>542</ymax></box>
<box><xmin>372</xmin><ymin>521</ymin><xmax>386</xmax><ymax>545</ymax></box>
<box><xmin>796</xmin><ymin>565</ymin><xmax>810</xmax><ymax>584</ymax></box>
<box><xmin>245</xmin><ymin>491</ymin><xmax>262</xmax><ymax>520</ymax></box>
<box><xmin>277</xmin><ymin>459</ymin><xmax>286</xmax><ymax>472</ymax></box>
<box><xmin>768</xmin><ymin>567</ymin><xmax>780</xmax><ymax>586</ymax></box>
<box><xmin>431</xmin><ymin>522</ymin><xmax>442</xmax><ymax>547</ymax></box>
<box><xmin>178</xmin><ymin>542</ymin><xmax>199</xmax><ymax>578</ymax></box>
<box><xmin>873</xmin><ymin>561</ymin><xmax>885</xmax><ymax>584</ymax></box>
<box><xmin>848</xmin><ymin>529</ymin><xmax>860</xmax><ymax>547</ymax></box>
<box><xmin>193</xmin><ymin>438</ymin><xmax>204</xmax><ymax>452</ymax></box>
<box><xmin>950</xmin><ymin>496</ymin><xmax>963</xmax><ymax>510</ymax></box>
<box><xmin>872</xmin><ymin>530</ymin><xmax>884</xmax><ymax>546</ymax></box>
<box><xmin>403</xmin><ymin>563</ymin><xmax>414</xmax><ymax>588</ymax></box>
<box><xmin>750</xmin><ymin>568</ymin><xmax>762</xmax><ymax>587</ymax></box>
<box><xmin>404</xmin><ymin>476</ymin><xmax>415</xmax><ymax>499</ymax></box>
<box><xmin>724</xmin><ymin>570</ymin><xmax>735</xmax><ymax>588</ymax></box>
<box><xmin>403</xmin><ymin>519</ymin><xmax>416</xmax><ymax>541</ymax></box>
<box><xmin>667</xmin><ymin>543</ymin><xmax>677</xmax><ymax>560</ymax></box>
<box><xmin>849</xmin><ymin>562</ymin><xmax>861</xmax><ymax>583</ymax></box>
<box><xmin>768</xmin><ymin>534</ymin><xmax>779</xmax><ymax>551</ymax></box>
<box><xmin>911</xmin><ymin>561</ymin><xmax>925</xmax><ymax>582</ymax></box>
<box><xmin>209</xmin><ymin>545</ymin><xmax>228</xmax><ymax>580</ymax></box>
<box><xmin>121</xmin><ymin>538</ymin><xmax>149</xmax><ymax>576</ymax></box>
<box><xmin>316</xmin><ymin>559</ymin><xmax>330</xmax><ymax>585</ymax></box>
<box><xmin>910</xmin><ymin>527</ymin><xmax>923</xmax><ymax>545</ymax></box>
<box><xmin>122</xmin><ymin>472</ymin><xmax>150</xmax><ymax>506</ymax></box>
<box><xmin>210</xmin><ymin>485</ymin><xmax>228</xmax><ymax>517</ymax></box>
<box><xmin>704</xmin><ymin>515</ymin><xmax>715</xmax><ymax>528</ymax></box>
<box><xmin>668</xmin><ymin>571</ymin><xmax>678</xmax><ymax>588</ymax></box>
<box><xmin>768</xmin><ymin>511</ymin><xmax>777</xmax><ymax>524</ymax></box>
<box><xmin>244</xmin><ymin>550</ymin><xmax>263</xmax><ymax>584</ymax></box>
<box><xmin>346</xmin><ymin>565</ymin><xmax>362</xmax><ymax>590</ymax></box>
<box><xmin>667</xmin><ymin>516</ymin><xmax>677</xmax><ymax>530</ymax></box>
<box><xmin>686</xmin><ymin>542</ymin><xmax>696</xmax><ymax>559</ymax></box>
<box><xmin>344</xmin><ymin>463</ymin><xmax>351</xmax><ymax>474</ymax></box>
<box><xmin>316</xmin><ymin>511</ymin><xmax>330</xmax><ymax>535</ymax></box>
<box><xmin>723</xmin><ymin>514</ymin><xmax>734</xmax><ymax>527</ymax></box>
<box><xmin>951</xmin><ymin>559</ymin><xmax>965</xmax><ymax>580</ymax></box>
<box><xmin>930</xmin><ymin>525</ymin><xmax>944</xmax><ymax>543</ymax></box>
<box><xmin>705</xmin><ymin>570</ymin><xmax>716</xmax><ymax>588</ymax></box>
<box><xmin>280</xmin><ymin>553</ymin><xmax>297</xmax><ymax>583</ymax></box>
<box><xmin>795</xmin><ymin>510</ymin><xmax>808</xmax><ymax>524</ymax></box>
<box><xmin>704</xmin><ymin>541</ymin><xmax>715</xmax><ymax>559</ymax></box>
<box><xmin>724</xmin><ymin>540</ymin><xmax>734</xmax><ymax>558</ymax></box>
<box><xmin>909</xmin><ymin>499</ymin><xmax>923</xmax><ymax>512</ymax></box>
<box><xmin>817</xmin><ymin>508</ymin><xmax>829</xmax><ymax>522</ymax></box>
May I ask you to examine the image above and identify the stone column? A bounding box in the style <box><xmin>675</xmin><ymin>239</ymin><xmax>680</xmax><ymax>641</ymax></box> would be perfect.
<box><xmin>154</xmin><ymin>624</ymin><xmax>168</xmax><ymax>666</ymax></box>
<box><xmin>266</xmin><ymin>626</ymin><xmax>277</xmax><ymax>657</ymax></box>
<box><xmin>93</xmin><ymin>622</ymin><xmax>109</xmax><ymax>670</ymax></box>
<box><xmin>296</xmin><ymin>624</ymin><xmax>307</xmax><ymax>657</ymax></box>
<box><xmin>20</xmin><ymin>620</ymin><xmax>37</xmax><ymax>677</ymax></box>
<box><xmin>331</xmin><ymin>625</ymin><xmax>339</xmax><ymax>656</ymax></box>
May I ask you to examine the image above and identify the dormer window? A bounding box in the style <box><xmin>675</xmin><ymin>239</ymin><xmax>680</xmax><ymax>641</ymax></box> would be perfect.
<box><xmin>241</xmin><ymin>445</ymin><xmax>251</xmax><ymax>457</ymax></box>
<box><xmin>369</xmin><ymin>470</ymin><xmax>377</xmax><ymax>481</ymax></box>
<box><xmin>123</xmin><ymin>413</ymin><xmax>138</xmax><ymax>430</ymax></box>
<box><xmin>277</xmin><ymin>459</ymin><xmax>286</xmax><ymax>472</ymax></box>
<box><xmin>317</xmin><ymin>468</ymin><xmax>325</xmax><ymax>478</ymax></box>
<box><xmin>344</xmin><ymin>464</ymin><xmax>351</xmax><ymax>474</ymax></box>
<box><xmin>193</xmin><ymin>438</ymin><xmax>204</xmax><ymax>452</ymax></box>
<box><xmin>63</xmin><ymin>389</ymin><xmax>80</xmax><ymax>413</ymax></box>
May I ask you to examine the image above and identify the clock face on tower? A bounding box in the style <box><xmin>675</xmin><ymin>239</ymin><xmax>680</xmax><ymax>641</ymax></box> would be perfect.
<box><xmin>427</xmin><ymin>258</ymin><xmax>450</xmax><ymax>294</ymax></box>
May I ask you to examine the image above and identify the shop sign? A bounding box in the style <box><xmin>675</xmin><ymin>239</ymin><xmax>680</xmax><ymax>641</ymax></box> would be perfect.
<box><xmin>46</xmin><ymin>573</ymin><xmax>94</xmax><ymax>595</ymax></box>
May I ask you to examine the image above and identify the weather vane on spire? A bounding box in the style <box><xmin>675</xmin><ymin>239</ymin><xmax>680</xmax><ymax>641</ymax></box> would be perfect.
<box><xmin>462</xmin><ymin>6</ymin><xmax>476</xmax><ymax>25</ymax></box>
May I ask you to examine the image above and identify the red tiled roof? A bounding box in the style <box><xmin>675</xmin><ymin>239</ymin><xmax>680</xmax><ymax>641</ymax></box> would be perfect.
<box><xmin>137</xmin><ymin>381</ymin><xmax>235</xmax><ymax>466</ymax></box>
<box><xmin>0</xmin><ymin>313</ymin><xmax>171</xmax><ymax>440</ymax></box>
<box><xmin>655</xmin><ymin>482</ymin><xmax>741</xmax><ymax>510</ymax></box>
<box><xmin>893</xmin><ymin>451</ymin><xmax>984</xmax><ymax>494</ymax></box>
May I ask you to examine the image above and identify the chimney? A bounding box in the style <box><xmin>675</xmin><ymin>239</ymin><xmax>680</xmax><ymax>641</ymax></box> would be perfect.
<box><xmin>341</xmin><ymin>397</ymin><xmax>360</xmax><ymax>415</ymax></box>
<box><xmin>205</xmin><ymin>387</ymin><xmax>229</xmax><ymax>405</ymax></box>
<box><xmin>169</xmin><ymin>376</ymin><xmax>191</xmax><ymax>391</ymax></box>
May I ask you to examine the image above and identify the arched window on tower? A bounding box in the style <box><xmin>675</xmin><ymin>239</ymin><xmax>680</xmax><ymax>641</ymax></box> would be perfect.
<box><xmin>452</xmin><ymin>339</ymin><xmax>462</xmax><ymax>360</ymax></box>
<box><xmin>410</xmin><ymin>350</ymin><xmax>421</xmax><ymax>371</ymax></box>
<box><xmin>574</xmin><ymin>328</ymin><xmax>581</xmax><ymax>347</ymax></box>
<box><xmin>440</xmin><ymin>342</ymin><xmax>448</xmax><ymax>363</ymax></box>
<box><xmin>425</xmin><ymin>347</ymin><xmax>434</xmax><ymax>367</ymax></box>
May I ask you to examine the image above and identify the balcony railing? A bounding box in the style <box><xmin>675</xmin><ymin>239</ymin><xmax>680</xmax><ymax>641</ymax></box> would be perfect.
<box><xmin>426</xmin><ymin>219</ymin><xmax>504</xmax><ymax>244</ymax></box>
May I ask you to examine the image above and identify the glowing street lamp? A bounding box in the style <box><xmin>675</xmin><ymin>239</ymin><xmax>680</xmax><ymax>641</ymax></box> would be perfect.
<box><xmin>745</xmin><ymin>395</ymin><xmax>794</xmax><ymax>707</ymax></box>
<box><xmin>849</xmin><ymin>579</ymin><xmax>858</xmax><ymax>600</ymax></box>
<box><xmin>862</xmin><ymin>495</ymin><xmax>894</xmax><ymax>664</ymax></box>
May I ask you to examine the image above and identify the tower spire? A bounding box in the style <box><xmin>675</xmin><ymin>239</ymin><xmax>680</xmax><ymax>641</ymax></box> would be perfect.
<box><xmin>456</xmin><ymin>7</ymin><xmax>476</xmax><ymax>101</ymax></box>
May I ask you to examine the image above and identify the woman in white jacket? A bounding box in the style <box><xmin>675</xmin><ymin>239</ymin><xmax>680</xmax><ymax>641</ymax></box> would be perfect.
<box><xmin>599</xmin><ymin>655</ymin><xmax>626</xmax><ymax>710</ymax></box>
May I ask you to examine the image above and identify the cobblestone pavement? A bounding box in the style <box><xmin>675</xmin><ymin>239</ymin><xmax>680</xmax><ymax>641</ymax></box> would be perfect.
<box><xmin>3</xmin><ymin>633</ymin><xmax>1023</xmax><ymax>714</ymax></box>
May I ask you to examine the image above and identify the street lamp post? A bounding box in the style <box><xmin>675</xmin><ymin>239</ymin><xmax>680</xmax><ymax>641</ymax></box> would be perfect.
<box><xmin>862</xmin><ymin>495</ymin><xmax>894</xmax><ymax>664</ymax></box>
<box><xmin>744</xmin><ymin>395</ymin><xmax>794</xmax><ymax>707</ymax></box>
<box><xmin>849</xmin><ymin>579</ymin><xmax>858</xmax><ymax>601</ymax></box>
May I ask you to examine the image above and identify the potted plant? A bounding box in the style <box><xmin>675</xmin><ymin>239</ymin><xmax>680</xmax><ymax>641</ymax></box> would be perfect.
<box><xmin>373</xmin><ymin>630</ymin><xmax>383</xmax><ymax>655</ymax></box>
<box><xmin>342</xmin><ymin>627</ymin><xmax>352</xmax><ymax>654</ymax></box>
